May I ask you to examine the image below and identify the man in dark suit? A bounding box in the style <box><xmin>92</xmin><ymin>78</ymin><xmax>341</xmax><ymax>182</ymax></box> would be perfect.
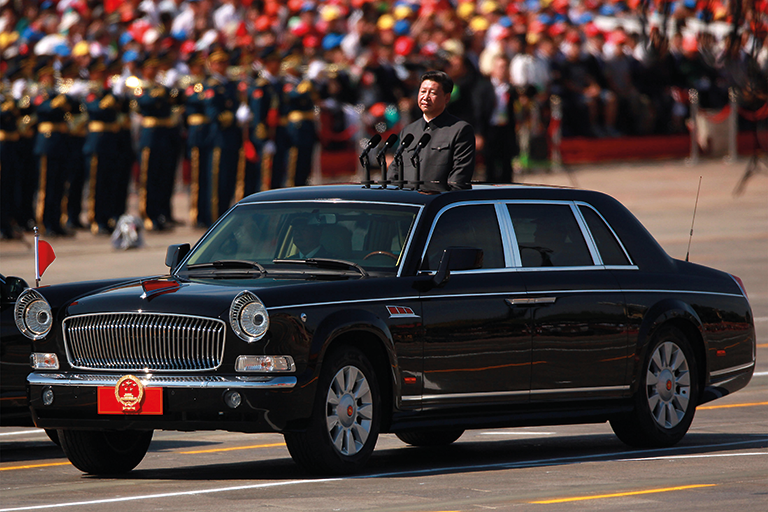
<box><xmin>388</xmin><ymin>70</ymin><xmax>475</xmax><ymax>188</ymax></box>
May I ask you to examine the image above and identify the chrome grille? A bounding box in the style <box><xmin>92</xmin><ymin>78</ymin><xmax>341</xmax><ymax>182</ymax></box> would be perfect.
<box><xmin>63</xmin><ymin>313</ymin><xmax>226</xmax><ymax>372</ymax></box>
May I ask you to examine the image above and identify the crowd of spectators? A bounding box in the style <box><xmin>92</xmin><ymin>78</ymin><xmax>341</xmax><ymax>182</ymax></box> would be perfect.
<box><xmin>2</xmin><ymin>0</ymin><xmax>767</xmax><ymax>158</ymax></box>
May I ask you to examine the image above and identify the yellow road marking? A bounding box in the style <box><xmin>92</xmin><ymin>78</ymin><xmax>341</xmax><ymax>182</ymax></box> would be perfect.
<box><xmin>699</xmin><ymin>401</ymin><xmax>768</xmax><ymax>410</ymax></box>
<box><xmin>0</xmin><ymin>461</ymin><xmax>71</xmax><ymax>471</ymax></box>
<box><xmin>180</xmin><ymin>442</ymin><xmax>286</xmax><ymax>454</ymax></box>
<box><xmin>530</xmin><ymin>484</ymin><xmax>716</xmax><ymax>504</ymax></box>
<box><xmin>757</xmin><ymin>343</ymin><xmax>768</xmax><ymax>348</ymax></box>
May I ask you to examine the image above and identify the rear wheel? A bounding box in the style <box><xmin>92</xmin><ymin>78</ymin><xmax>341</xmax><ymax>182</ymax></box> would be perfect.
<box><xmin>610</xmin><ymin>325</ymin><xmax>698</xmax><ymax>448</ymax></box>
<box><xmin>58</xmin><ymin>429</ymin><xmax>153</xmax><ymax>474</ymax></box>
<box><xmin>396</xmin><ymin>429</ymin><xmax>464</xmax><ymax>447</ymax></box>
<box><xmin>285</xmin><ymin>347</ymin><xmax>380</xmax><ymax>475</ymax></box>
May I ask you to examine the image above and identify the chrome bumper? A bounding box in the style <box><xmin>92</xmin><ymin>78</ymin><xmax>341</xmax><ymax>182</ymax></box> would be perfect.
<box><xmin>27</xmin><ymin>372</ymin><xmax>297</xmax><ymax>390</ymax></box>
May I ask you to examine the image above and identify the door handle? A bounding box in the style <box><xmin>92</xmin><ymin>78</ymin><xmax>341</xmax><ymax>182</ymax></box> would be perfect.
<box><xmin>506</xmin><ymin>297</ymin><xmax>557</xmax><ymax>307</ymax></box>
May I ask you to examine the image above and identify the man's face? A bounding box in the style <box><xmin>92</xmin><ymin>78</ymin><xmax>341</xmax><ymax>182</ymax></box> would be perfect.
<box><xmin>418</xmin><ymin>79</ymin><xmax>450</xmax><ymax>119</ymax></box>
<box><xmin>293</xmin><ymin>223</ymin><xmax>322</xmax><ymax>254</ymax></box>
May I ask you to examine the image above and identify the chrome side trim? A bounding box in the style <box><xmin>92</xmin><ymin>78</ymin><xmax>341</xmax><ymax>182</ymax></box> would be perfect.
<box><xmin>530</xmin><ymin>385</ymin><xmax>630</xmax><ymax>395</ymax></box>
<box><xmin>401</xmin><ymin>385</ymin><xmax>629</xmax><ymax>403</ymax></box>
<box><xmin>710</xmin><ymin>361</ymin><xmax>755</xmax><ymax>377</ymax></box>
<box><xmin>27</xmin><ymin>372</ymin><xmax>297</xmax><ymax>389</ymax></box>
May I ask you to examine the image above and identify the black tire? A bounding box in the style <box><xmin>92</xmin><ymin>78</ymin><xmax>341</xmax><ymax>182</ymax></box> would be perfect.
<box><xmin>44</xmin><ymin>429</ymin><xmax>61</xmax><ymax>447</ymax></box>
<box><xmin>610</xmin><ymin>325</ymin><xmax>698</xmax><ymax>448</ymax></box>
<box><xmin>58</xmin><ymin>429</ymin><xmax>153</xmax><ymax>475</ymax></box>
<box><xmin>284</xmin><ymin>347</ymin><xmax>381</xmax><ymax>475</ymax></box>
<box><xmin>396</xmin><ymin>429</ymin><xmax>464</xmax><ymax>447</ymax></box>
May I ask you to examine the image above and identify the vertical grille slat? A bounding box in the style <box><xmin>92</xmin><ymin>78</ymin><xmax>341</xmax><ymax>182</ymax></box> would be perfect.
<box><xmin>63</xmin><ymin>313</ymin><xmax>226</xmax><ymax>371</ymax></box>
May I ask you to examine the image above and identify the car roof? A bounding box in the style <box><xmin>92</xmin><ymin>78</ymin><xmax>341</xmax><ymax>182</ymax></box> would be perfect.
<box><xmin>239</xmin><ymin>183</ymin><xmax>598</xmax><ymax>207</ymax></box>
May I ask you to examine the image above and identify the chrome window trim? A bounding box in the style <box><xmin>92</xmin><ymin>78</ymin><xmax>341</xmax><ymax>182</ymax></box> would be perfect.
<box><xmin>177</xmin><ymin>199</ymin><xmax>424</xmax><ymax>277</ymax></box>
<box><xmin>575</xmin><ymin>201</ymin><xmax>635</xmax><ymax>266</ymax></box>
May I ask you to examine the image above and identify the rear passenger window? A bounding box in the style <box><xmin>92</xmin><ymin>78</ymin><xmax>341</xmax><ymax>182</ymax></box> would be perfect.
<box><xmin>579</xmin><ymin>205</ymin><xmax>631</xmax><ymax>266</ymax></box>
<box><xmin>507</xmin><ymin>204</ymin><xmax>594</xmax><ymax>267</ymax></box>
<box><xmin>424</xmin><ymin>204</ymin><xmax>504</xmax><ymax>270</ymax></box>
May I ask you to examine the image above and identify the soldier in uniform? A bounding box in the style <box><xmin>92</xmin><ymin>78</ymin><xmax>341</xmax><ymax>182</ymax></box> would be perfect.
<box><xmin>60</xmin><ymin>60</ymin><xmax>89</xmax><ymax>231</ymax></box>
<box><xmin>1</xmin><ymin>63</ymin><xmax>22</xmax><ymax>239</ymax></box>
<box><xmin>246</xmin><ymin>47</ymin><xmax>288</xmax><ymax>192</ymax></box>
<box><xmin>181</xmin><ymin>51</ymin><xmax>211</xmax><ymax>227</ymax></box>
<box><xmin>201</xmin><ymin>47</ymin><xmax>242</xmax><ymax>225</ymax></box>
<box><xmin>110</xmin><ymin>59</ymin><xmax>135</xmax><ymax>227</ymax></box>
<box><xmin>282</xmin><ymin>54</ymin><xmax>318</xmax><ymax>187</ymax></box>
<box><xmin>16</xmin><ymin>61</ymin><xmax>39</xmax><ymax>233</ymax></box>
<box><xmin>132</xmin><ymin>54</ymin><xmax>181</xmax><ymax>231</ymax></box>
<box><xmin>82</xmin><ymin>59</ymin><xmax>122</xmax><ymax>234</ymax></box>
<box><xmin>32</xmin><ymin>58</ymin><xmax>76</xmax><ymax>236</ymax></box>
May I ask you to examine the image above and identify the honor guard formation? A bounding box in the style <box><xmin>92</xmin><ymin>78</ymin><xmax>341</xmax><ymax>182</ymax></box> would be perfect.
<box><xmin>1</xmin><ymin>42</ymin><xmax>320</xmax><ymax>239</ymax></box>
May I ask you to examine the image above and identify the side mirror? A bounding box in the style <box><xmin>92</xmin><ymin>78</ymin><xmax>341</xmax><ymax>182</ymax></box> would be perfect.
<box><xmin>165</xmin><ymin>243</ymin><xmax>190</xmax><ymax>270</ymax></box>
<box><xmin>432</xmin><ymin>246</ymin><xmax>483</xmax><ymax>288</ymax></box>
<box><xmin>0</xmin><ymin>275</ymin><xmax>30</xmax><ymax>303</ymax></box>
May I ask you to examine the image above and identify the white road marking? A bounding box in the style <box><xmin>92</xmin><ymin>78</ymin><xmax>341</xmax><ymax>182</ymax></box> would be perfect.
<box><xmin>622</xmin><ymin>452</ymin><xmax>768</xmax><ymax>462</ymax></box>
<box><xmin>1</xmin><ymin>438</ymin><xmax>766</xmax><ymax>512</ymax></box>
<box><xmin>0</xmin><ymin>430</ymin><xmax>47</xmax><ymax>437</ymax></box>
<box><xmin>752</xmin><ymin>371</ymin><xmax>768</xmax><ymax>377</ymax></box>
<box><xmin>480</xmin><ymin>431</ymin><xmax>555</xmax><ymax>436</ymax></box>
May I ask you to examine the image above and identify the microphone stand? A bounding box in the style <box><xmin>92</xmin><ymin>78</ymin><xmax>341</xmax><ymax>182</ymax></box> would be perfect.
<box><xmin>393</xmin><ymin>151</ymin><xmax>406</xmax><ymax>189</ymax></box>
<box><xmin>360</xmin><ymin>150</ymin><xmax>373</xmax><ymax>188</ymax></box>
<box><xmin>376</xmin><ymin>151</ymin><xmax>390</xmax><ymax>187</ymax></box>
<box><xmin>410</xmin><ymin>152</ymin><xmax>423</xmax><ymax>191</ymax></box>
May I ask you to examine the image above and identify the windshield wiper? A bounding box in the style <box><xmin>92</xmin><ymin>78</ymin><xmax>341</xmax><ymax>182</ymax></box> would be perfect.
<box><xmin>186</xmin><ymin>260</ymin><xmax>267</xmax><ymax>274</ymax></box>
<box><xmin>272</xmin><ymin>258</ymin><xmax>369</xmax><ymax>277</ymax></box>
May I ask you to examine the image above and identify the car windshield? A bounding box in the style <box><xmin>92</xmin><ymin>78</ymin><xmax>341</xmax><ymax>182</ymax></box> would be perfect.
<box><xmin>182</xmin><ymin>201</ymin><xmax>420</xmax><ymax>275</ymax></box>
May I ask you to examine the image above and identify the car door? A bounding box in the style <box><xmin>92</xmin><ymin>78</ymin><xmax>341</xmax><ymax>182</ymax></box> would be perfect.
<box><xmin>505</xmin><ymin>202</ymin><xmax>630</xmax><ymax>401</ymax></box>
<box><xmin>419</xmin><ymin>202</ymin><xmax>531</xmax><ymax>408</ymax></box>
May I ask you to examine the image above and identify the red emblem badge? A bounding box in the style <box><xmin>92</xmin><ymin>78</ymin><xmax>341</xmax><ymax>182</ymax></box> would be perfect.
<box><xmin>283</xmin><ymin>84</ymin><xmax>293</xmax><ymax>93</ymax></box>
<box><xmin>205</xmin><ymin>89</ymin><xmax>214</xmax><ymax>99</ymax></box>
<box><xmin>115</xmin><ymin>375</ymin><xmax>144</xmax><ymax>412</ymax></box>
<box><xmin>86</xmin><ymin>93</ymin><xmax>96</xmax><ymax>103</ymax></box>
<box><xmin>253</xmin><ymin>89</ymin><xmax>263</xmax><ymax>99</ymax></box>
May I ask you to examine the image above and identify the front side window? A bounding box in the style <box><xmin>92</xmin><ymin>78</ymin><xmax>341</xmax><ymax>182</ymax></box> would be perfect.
<box><xmin>183</xmin><ymin>202</ymin><xmax>419</xmax><ymax>274</ymax></box>
<box><xmin>423</xmin><ymin>204</ymin><xmax>504</xmax><ymax>270</ymax></box>
<box><xmin>507</xmin><ymin>204</ymin><xmax>593</xmax><ymax>267</ymax></box>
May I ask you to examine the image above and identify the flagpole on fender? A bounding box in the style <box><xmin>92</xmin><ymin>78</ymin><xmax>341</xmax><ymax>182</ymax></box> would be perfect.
<box><xmin>34</xmin><ymin>227</ymin><xmax>40</xmax><ymax>287</ymax></box>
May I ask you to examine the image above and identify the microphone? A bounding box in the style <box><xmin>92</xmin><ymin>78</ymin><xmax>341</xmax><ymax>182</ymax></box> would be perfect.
<box><xmin>411</xmin><ymin>133</ymin><xmax>431</xmax><ymax>160</ymax></box>
<box><xmin>392</xmin><ymin>133</ymin><xmax>415</xmax><ymax>160</ymax></box>
<box><xmin>360</xmin><ymin>133</ymin><xmax>382</xmax><ymax>158</ymax></box>
<box><xmin>376</xmin><ymin>133</ymin><xmax>398</xmax><ymax>160</ymax></box>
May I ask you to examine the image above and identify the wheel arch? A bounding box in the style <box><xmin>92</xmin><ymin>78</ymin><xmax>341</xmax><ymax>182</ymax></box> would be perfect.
<box><xmin>633</xmin><ymin>299</ymin><xmax>707</xmax><ymax>396</ymax></box>
<box><xmin>310</xmin><ymin>309</ymin><xmax>398</xmax><ymax>431</ymax></box>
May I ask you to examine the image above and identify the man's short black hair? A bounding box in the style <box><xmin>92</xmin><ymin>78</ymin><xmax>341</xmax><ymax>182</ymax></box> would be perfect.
<box><xmin>420</xmin><ymin>70</ymin><xmax>453</xmax><ymax>95</ymax></box>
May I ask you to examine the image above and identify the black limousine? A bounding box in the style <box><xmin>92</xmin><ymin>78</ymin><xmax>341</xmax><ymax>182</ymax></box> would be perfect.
<box><xmin>17</xmin><ymin>184</ymin><xmax>755</xmax><ymax>475</ymax></box>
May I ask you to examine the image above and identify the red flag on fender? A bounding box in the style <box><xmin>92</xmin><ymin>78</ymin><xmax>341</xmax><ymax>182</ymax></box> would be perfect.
<box><xmin>34</xmin><ymin>229</ymin><xmax>56</xmax><ymax>284</ymax></box>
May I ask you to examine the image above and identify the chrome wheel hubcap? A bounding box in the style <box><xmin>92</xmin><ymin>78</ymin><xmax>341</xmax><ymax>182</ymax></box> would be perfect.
<box><xmin>325</xmin><ymin>365</ymin><xmax>373</xmax><ymax>456</ymax></box>
<box><xmin>646</xmin><ymin>341</ymin><xmax>691</xmax><ymax>429</ymax></box>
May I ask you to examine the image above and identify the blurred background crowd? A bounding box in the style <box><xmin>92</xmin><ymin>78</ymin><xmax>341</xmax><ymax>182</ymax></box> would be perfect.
<box><xmin>1</xmin><ymin>0</ymin><xmax>767</xmax><ymax>240</ymax></box>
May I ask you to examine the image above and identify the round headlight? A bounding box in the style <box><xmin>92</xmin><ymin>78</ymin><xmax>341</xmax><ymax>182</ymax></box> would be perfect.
<box><xmin>15</xmin><ymin>289</ymin><xmax>53</xmax><ymax>340</ymax></box>
<box><xmin>230</xmin><ymin>291</ymin><xmax>269</xmax><ymax>342</ymax></box>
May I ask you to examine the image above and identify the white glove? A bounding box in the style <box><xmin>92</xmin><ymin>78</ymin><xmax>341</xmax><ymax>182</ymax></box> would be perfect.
<box><xmin>236</xmin><ymin>103</ymin><xmax>252</xmax><ymax>124</ymax></box>
<box><xmin>263</xmin><ymin>140</ymin><xmax>276</xmax><ymax>155</ymax></box>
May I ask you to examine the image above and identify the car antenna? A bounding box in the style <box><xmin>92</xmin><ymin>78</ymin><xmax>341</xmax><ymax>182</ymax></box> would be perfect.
<box><xmin>685</xmin><ymin>176</ymin><xmax>702</xmax><ymax>262</ymax></box>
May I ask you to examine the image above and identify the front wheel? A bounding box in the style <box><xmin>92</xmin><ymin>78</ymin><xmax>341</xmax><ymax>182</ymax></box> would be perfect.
<box><xmin>610</xmin><ymin>325</ymin><xmax>698</xmax><ymax>448</ymax></box>
<box><xmin>285</xmin><ymin>347</ymin><xmax>380</xmax><ymax>475</ymax></box>
<box><xmin>58</xmin><ymin>429</ymin><xmax>153</xmax><ymax>474</ymax></box>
